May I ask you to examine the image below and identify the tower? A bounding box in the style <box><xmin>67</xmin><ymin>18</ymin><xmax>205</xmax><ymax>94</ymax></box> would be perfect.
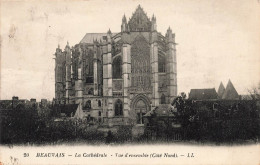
<box><xmin>166</xmin><ymin>27</ymin><xmax>177</xmax><ymax>103</ymax></box>
<box><xmin>151</xmin><ymin>16</ymin><xmax>159</xmax><ymax>107</ymax></box>
<box><xmin>75</xmin><ymin>46</ymin><xmax>83</xmax><ymax>105</ymax></box>
<box><xmin>55</xmin><ymin>44</ymin><xmax>65</xmax><ymax>104</ymax></box>
<box><xmin>65</xmin><ymin>42</ymin><xmax>72</xmax><ymax>104</ymax></box>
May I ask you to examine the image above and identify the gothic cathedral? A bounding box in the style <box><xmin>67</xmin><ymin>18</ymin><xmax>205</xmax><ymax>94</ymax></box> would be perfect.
<box><xmin>54</xmin><ymin>5</ymin><xmax>177</xmax><ymax>125</ymax></box>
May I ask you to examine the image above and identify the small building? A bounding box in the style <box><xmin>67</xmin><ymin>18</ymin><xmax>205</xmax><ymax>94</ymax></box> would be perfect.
<box><xmin>189</xmin><ymin>88</ymin><xmax>218</xmax><ymax>100</ymax></box>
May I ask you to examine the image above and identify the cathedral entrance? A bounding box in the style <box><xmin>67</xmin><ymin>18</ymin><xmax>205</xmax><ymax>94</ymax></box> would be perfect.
<box><xmin>131</xmin><ymin>94</ymin><xmax>150</xmax><ymax>124</ymax></box>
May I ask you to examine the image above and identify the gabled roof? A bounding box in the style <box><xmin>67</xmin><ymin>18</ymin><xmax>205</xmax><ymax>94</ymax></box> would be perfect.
<box><xmin>217</xmin><ymin>82</ymin><xmax>226</xmax><ymax>98</ymax></box>
<box><xmin>80</xmin><ymin>33</ymin><xmax>117</xmax><ymax>44</ymax></box>
<box><xmin>189</xmin><ymin>88</ymin><xmax>218</xmax><ymax>100</ymax></box>
<box><xmin>128</xmin><ymin>5</ymin><xmax>152</xmax><ymax>32</ymax></box>
<box><xmin>222</xmin><ymin>80</ymin><xmax>239</xmax><ymax>100</ymax></box>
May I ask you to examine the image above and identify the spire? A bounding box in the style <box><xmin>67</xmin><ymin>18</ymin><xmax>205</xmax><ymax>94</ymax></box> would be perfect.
<box><xmin>122</xmin><ymin>14</ymin><xmax>127</xmax><ymax>23</ymax></box>
<box><xmin>166</xmin><ymin>26</ymin><xmax>174</xmax><ymax>43</ymax></box>
<box><xmin>167</xmin><ymin>26</ymin><xmax>172</xmax><ymax>32</ymax></box>
<box><xmin>217</xmin><ymin>82</ymin><xmax>226</xmax><ymax>98</ymax></box>
<box><xmin>222</xmin><ymin>80</ymin><xmax>239</xmax><ymax>100</ymax></box>
<box><xmin>56</xmin><ymin>44</ymin><xmax>61</xmax><ymax>53</ymax></box>
<box><xmin>152</xmin><ymin>14</ymin><xmax>156</xmax><ymax>21</ymax></box>
<box><xmin>107</xmin><ymin>28</ymin><xmax>112</xmax><ymax>43</ymax></box>
<box><xmin>121</xmin><ymin>14</ymin><xmax>128</xmax><ymax>32</ymax></box>
<box><xmin>151</xmin><ymin>14</ymin><xmax>157</xmax><ymax>31</ymax></box>
<box><xmin>107</xmin><ymin>28</ymin><xmax>112</xmax><ymax>34</ymax></box>
<box><xmin>65</xmin><ymin>41</ymin><xmax>70</xmax><ymax>50</ymax></box>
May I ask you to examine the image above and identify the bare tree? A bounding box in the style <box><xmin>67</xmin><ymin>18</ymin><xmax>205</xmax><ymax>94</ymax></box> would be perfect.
<box><xmin>247</xmin><ymin>82</ymin><xmax>260</xmax><ymax>100</ymax></box>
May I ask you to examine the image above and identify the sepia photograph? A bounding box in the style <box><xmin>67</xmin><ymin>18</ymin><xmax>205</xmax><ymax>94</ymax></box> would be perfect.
<box><xmin>0</xmin><ymin>0</ymin><xmax>260</xmax><ymax>164</ymax></box>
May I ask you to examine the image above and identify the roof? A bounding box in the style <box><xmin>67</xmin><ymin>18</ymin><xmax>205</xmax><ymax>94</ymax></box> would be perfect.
<box><xmin>128</xmin><ymin>5</ymin><xmax>152</xmax><ymax>32</ymax></box>
<box><xmin>53</xmin><ymin>104</ymin><xmax>78</xmax><ymax>117</ymax></box>
<box><xmin>189</xmin><ymin>88</ymin><xmax>218</xmax><ymax>100</ymax></box>
<box><xmin>222</xmin><ymin>80</ymin><xmax>239</xmax><ymax>100</ymax></box>
<box><xmin>217</xmin><ymin>82</ymin><xmax>226</xmax><ymax>98</ymax></box>
<box><xmin>80</xmin><ymin>33</ymin><xmax>117</xmax><ymax>44</ymax></box>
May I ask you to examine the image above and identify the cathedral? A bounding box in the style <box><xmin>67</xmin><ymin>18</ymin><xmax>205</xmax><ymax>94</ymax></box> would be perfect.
<box><xmin>54</xmin><ymin>5</ymin><xmax>177</xmax><ymax>125</ymax></box>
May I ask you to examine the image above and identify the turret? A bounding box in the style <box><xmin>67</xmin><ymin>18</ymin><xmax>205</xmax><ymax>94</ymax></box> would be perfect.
<box><xmin>166</xmin><ymin>27</ymin><xmax>175</xmax><ymax>43</ymax></box>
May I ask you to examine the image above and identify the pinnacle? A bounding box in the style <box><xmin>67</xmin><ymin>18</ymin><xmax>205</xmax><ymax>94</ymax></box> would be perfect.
<box><xmin>107</xmin><ymin>28</ymin><xmax>112</xmax><ymax>34</ymax></box>
<box><xmin>122</xmin><ymin>14</ymin><xmax>127</xmax><ymax>22</ymax></box>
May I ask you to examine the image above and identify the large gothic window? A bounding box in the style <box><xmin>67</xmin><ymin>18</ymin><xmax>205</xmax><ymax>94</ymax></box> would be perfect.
<box><xmin>98</xmin><ymin>100</ymin><xmax>102</xmax><ymax>107</ymax></box>
<box><xmin>112</xmin><ymin>56</ymin><xmax>122</xmax><ymax>79</ymax></box>
<box><xmin>57</xmin><ymin>66</ymin><xmax>62</xmax><ymax>82</ymax></box>
<box><xmin>114</xmin><ymin>99</ymin><xmax>123</xmax><ymax>116</ymax></box>
<box><xmin>73</xmin><ymin>59</ymin><xmax>78</xmax><ymax>79</ymax></box>
<box><xmin>131</xmin><ymin>35</ymin><xmax>151</xmax><ymax>90</ymax></box>
<box><xmin>85</xmin><ymin>49</ymin><xmax>94</xmax><ymax>83</ymax></box>
<box><xmin>62</xmin><ymin>62</ymin><xmax>66</xmax><ymax>82</ymax></box>
<box><xmin>158</xmin><ymin>53</ymin><xmax>166</xmax><ymax>73</ymax></box>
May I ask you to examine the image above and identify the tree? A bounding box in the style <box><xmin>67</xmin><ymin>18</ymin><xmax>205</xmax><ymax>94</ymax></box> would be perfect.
<box><xmin>247</xmin><ymin>82</ymin><xmax>260</xmax><ymax>100</ymax></box>
<box><xmin>180</xmin><ymin>92</ymin><xmax>187</xmax><ymax>99</ymax></box>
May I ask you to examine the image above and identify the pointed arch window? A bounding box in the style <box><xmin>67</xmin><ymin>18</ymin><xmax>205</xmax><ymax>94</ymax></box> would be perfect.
<box><xmin>158</xmin><ymin>54</ymin><xmax>166</xmax><ymax>73</ymax></box>
<box><xmin>98</xmin><ymin>100</ymin><xmax>102</xmax><ymax>107</ymax></box>
<box><xmin>88</xmin><ymin>88</ymin><xmax>94</xmax><ymax>95</ymax></box>
<box><xmin>115</xmin><ymin>99</ymin><xmax>123</xmax><ymax>116</ymax></box>
<box><xmin>131</xmin><ymin>35</ymin><xmax>151</xmax><ymax>90</ymax></box>
<box><xmin>161</xmin><ymin>94</ymin><xmax>166</xmax><ymax>104</ymax></box>
<box><xmin>112</xmin><ymin>56</ymin><xmax>122</xmax><ymax>79</ymax></box>
<box><xmin>84</xmin><ymin>100</ymin><xmax>91</xmax><ymax>110</ymax></box>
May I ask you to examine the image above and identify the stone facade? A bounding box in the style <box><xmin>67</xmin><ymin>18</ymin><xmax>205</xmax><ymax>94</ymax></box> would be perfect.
<box><xmin>54</xmin><ymin>5</ymin><xmax>177</xmax><ymax>125</ymax></box>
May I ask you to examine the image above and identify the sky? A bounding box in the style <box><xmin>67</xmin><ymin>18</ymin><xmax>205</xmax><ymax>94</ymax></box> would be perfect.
<box><xmin>1</xmin><ymin>0</ymin><xmax>260</xmax><ymax>101</ymax></box>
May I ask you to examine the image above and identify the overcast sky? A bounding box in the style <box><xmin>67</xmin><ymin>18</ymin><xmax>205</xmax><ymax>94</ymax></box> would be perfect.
<box><xmin>1</xmin><ymin>0</ymin><xmax>260</xmax><ymax>100</ymax></box>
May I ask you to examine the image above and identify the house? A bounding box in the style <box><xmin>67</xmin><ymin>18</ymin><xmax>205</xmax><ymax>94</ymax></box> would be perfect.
<box><xmin>189</xmin><ymin>88</ymin><xmax>218</xmax><ymax>100</ymax></box>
